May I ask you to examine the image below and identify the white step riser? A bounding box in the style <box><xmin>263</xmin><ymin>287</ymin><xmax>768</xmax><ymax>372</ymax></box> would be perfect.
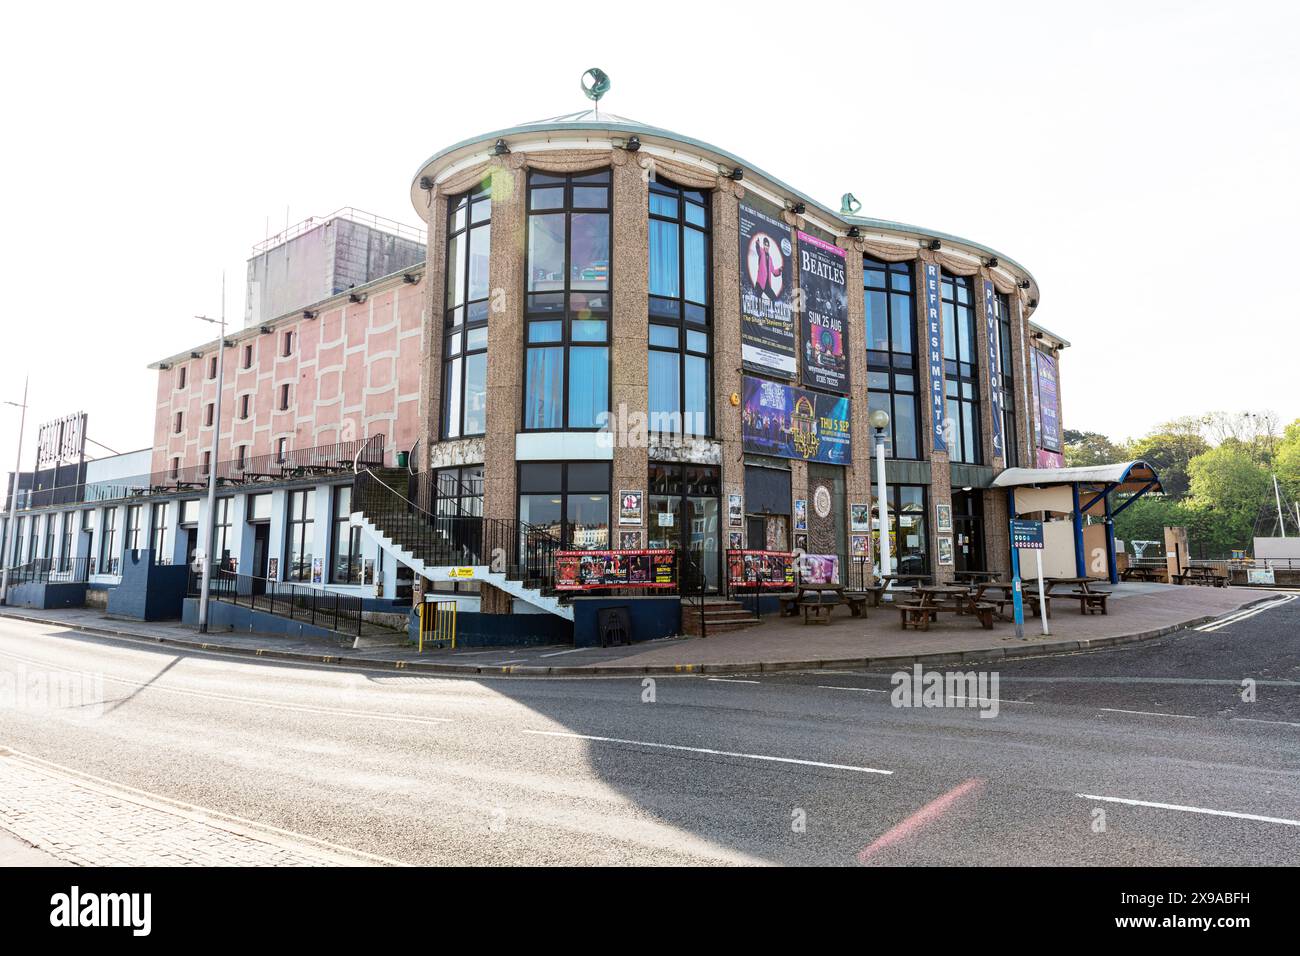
<box><xmin>351</xmin><ymin>512</ymin><xmax>573</xmax><ymax>621</ymax></box>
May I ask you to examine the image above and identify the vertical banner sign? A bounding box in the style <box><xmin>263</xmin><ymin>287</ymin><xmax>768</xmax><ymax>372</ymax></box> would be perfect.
<box><xmin>739</xmin><ymin>203</ymin><xmax>796</xmax><ymax>377</ymax></box>
<box><xmin>797</xmin><ymin>231</ymin><xmax>849</xmax><ymax>393</ymax></box>
<box><xmin>983</xmin><ymin>280</ymin><xmax>1005</xmax><ymax>461</ymax></box>
<box><xmin>1033</xmin><ymin>348</ymin><xmax>1063</xmax><ymax>468</ymax></box>
<box><xmin>924</xmin><ymin>263</ymin><xmax>947</xmax><ymax>452</ymax></box>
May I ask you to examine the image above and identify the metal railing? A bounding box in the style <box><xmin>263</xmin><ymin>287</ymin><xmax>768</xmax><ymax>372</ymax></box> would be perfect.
<box><xmin>6</xmin><ymin>435</ymin><xmax>385</xmax><ymax>513</ymax></box>
<box><xmin>188</xmin><ymin>568</ymin><xmax>370</xmax><ymax>638</ymax></box>
<box><xmin>354</xmin><ymin>467</ymin><xmax>561</xmax><ymax>590</ymax></box>
<box><xmin>3</xmin><ymin>555</ymin><xmax>93</xmax><ymax>585</ymax></box>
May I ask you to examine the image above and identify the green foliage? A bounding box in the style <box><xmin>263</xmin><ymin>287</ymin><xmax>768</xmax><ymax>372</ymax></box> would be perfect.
<box><xmin>1185</xmin><ymin>443</ymin><xmax>1272</xmax><ymax>552</ymax></box>
<box><xmin>1063</xmin><ymin>430</ymin><xmax>1128</xmax><ymax>468</ymax></box>
<box><xmin>1128</xmin><ymin>431</ymin><xmax>1209</xmax><ymax>499</ymax></box>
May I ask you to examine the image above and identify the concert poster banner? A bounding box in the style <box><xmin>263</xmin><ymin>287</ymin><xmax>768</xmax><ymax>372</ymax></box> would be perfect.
<box><xmin>726</xmin><ymin>550</ymin><xmax>796</xmax><ymax>590</ymax></box>
<box><xmin>741</xmin><ymin>376</ymin><xmax>851</xmax><ymax>465</ymax></box>
<box><xmin>554</xmin><ymin>549</ymin><xmax>676</xmax><ymax>590</ymax></box>
<box><xmin>798</xmin><ymin>231</ymin><xmax>849</xmax><ymax>393</ymax></box>
<box><xmin>739</xmin><ymin>203</ymin><xmax>796</xmax><ymax>377</ymax></box>
<box><xmin>1032</xmin><ymin>348</ymin><xmax>1064</xmax><ymax>468</ymax></box>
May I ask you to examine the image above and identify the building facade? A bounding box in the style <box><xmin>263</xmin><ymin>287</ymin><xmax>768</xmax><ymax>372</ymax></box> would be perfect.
<box><xmin>3</xmin><ymin>112</ymin><xmax>1070</xmax><ymax>628</ymax></box>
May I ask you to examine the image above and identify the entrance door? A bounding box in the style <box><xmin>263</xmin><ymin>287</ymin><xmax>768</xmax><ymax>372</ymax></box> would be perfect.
<box><xmin>184</xmin><ymin>527</ymin><xmax>199</xmax><ymax>571</ymax></box>
<box><xmin>251</xmin><ymin>523</ymin><xmax>269</xmax><ymax>594</ymax></box>
<box><xmin>952</xmin><ymin>491</ymin><xmax>986</xmax><ymax>574</ymax></box>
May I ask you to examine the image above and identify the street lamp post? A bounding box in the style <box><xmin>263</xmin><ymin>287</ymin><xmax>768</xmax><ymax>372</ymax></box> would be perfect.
<box><xmin>869</xmin><ymin>408</ymin><xmax>891</xmax><ymax>584</ymax></box>
<box><xmin>1</xmin><ymin>377</ymin><xmax>30</xmax><ymax>604</ymax></box>
<box><xmin>196</xmin><ymin>275</ymin><xmax>226</xmax><ymax>633</ymax></box>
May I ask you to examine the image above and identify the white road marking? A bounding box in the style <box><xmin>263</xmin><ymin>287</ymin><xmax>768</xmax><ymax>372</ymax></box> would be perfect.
<box><xmin>817</xmin><ymin>685</ymin><xmax>888</xmax><ymax>693</ymax></box>
<box><xmin>1195</xmin><ymin>595</ymin><xmax>1296</xmax><ymax>632</ymax></box>
<box><xmin>1098</xmin><ymin>707</ymin><xmax>1198</xmax><ymax>719</ymax></box>
<box><xmin>1232</xmin><ymin>717</ymin><xmax>1300</xmax><ymax>729</ymax></box>
<box><xmin>1078</xmin><ymin>793</ymin><xmax>1300</xmax><ymax>828</ymax></box>
<box><xmin>522</xmin><ymin>729</ymin><xmax>893</xmax><ymax>775</ymax></box>
<box><xmin>946</xmin><ymin>695</ymin><xmax>1036</xmax><ymax>706</ymax></box>
<box><xmin>707</xmin><ymin>678</ymin><xmax>761</xmax><ymax>684</ymax></box>
<box><xmin>538</xmin><ymin>647</ymin><xmax>589</xmax><ymax>658</ymax></box>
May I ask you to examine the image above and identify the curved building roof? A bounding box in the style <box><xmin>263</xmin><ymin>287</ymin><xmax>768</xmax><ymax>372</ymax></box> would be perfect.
<box><xmin>409</xmin><ymin>110</ymin><xmax>1043</xmax><ymax>308</ymax></box>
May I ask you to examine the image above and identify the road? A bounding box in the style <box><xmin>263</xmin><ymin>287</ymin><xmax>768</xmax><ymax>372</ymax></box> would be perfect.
<box><xmin>0</xmin><ymin>594</ymin><xmax>1297</xmax><ymax>866</ymax></box>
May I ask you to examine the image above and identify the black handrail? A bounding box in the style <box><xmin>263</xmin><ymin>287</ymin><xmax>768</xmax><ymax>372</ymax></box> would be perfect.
<box><xmin>3</xmin><ymin>555</ymin><xmax>93</xmax><ymax>586</ymax></box>
<box><xmin>188</xmin><ymin>567</ymin><xmax>380</xmax><ymax>638</ymax></box>
<box><xmin>7</xmin><ymin>435</ymin><xmax>385</xmax><ymax>513</ymax></box>
<box><xmin>355</xmin><ymin>467</ymin><xmax>562</xmax><ymax>592</ymax></box>
<box><xmin>676</xmin><ymin>547</ymin><xmax>709</xmax><ymax>638</ymax></box>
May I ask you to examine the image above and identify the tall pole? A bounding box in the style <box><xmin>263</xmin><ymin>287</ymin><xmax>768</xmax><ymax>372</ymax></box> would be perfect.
<box><xmin>1</xmin><ymin>377</ymin><xmax>30</xmax><ymax>604</ymax></box>
<box><xmin>198</xmin><ymin>275</ymin><xmax>226</xmax><ymax>633</ymax></box>
<box><xmin>875</xmin><ymin>426</ymin><xmax>891</xmax><ymax>583</ymax></box>
<box><xmin>1274</xmin><ymin>476</ymin><xmax>1284</xmax><ymax>538</ymax></box>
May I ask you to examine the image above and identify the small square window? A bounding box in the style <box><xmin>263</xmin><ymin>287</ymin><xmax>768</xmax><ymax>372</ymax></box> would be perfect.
<box><xmin>209</xmin><ymin>356</ymin><xmax>218</xmax><ymax>379</ymax></box>
<box><xmin>177</xmin><ymin>367</ymin><xmax>187</xmax><ymax>389</ymax></box>
<box><xmin>279</xmin><ymin>383</ymin><xmax>291</xmax><ymax>410</ymax></box>
<box><xmin>240</xmin><ymin>394</ymin><xmax>251</xmax><ymax>420</ymax></box>
<box><xmin>204</xmin><ymin>403</ymin><xmax>214</xmax><ymax>427</ymax></box>
<box><xmin>282</xmin><ymin>331</ymin><xmax>294</xmax><ymax>357</ymax></box>
<box><xmin>243</xmin><ymin>344</ymin><xmax>253</xmax><ymax>369</ymax></box>
<box><xmin>174</xmin><ymin>411</ymin><xmax>183</xmax><ymax>434</ymax></box>
<box><xmin>276</xmin><ymin>437</ymin><xmax>288</xmax><ymax>462</ymax></box>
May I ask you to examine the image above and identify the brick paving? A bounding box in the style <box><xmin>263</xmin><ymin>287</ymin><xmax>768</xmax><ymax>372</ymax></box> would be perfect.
<box><xmin>0</xmin><ymin>756</ymin><xmax>347</xmax><ymax>867</ymax></box>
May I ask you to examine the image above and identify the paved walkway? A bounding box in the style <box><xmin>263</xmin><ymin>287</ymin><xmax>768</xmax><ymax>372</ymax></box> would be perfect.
<box><xmin>0</xmin><ymin>583</ymin><xmax>1277</xmax><ymax>676</ymax></box>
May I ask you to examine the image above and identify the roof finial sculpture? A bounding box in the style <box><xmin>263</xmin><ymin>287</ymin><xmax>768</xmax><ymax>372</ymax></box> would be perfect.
<box><xmin>582</xmin><ymin>68</ymin><xmax>610</xmax><ymax>118</ymax></box>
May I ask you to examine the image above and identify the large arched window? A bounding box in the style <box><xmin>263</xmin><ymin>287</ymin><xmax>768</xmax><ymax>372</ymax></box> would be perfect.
<box><xmin>941</xmin><ymin>272</ymin><xmax>982</xmax><ymax>464</ymax></box>
<box><xmin>648</xmin><ymin>178</ymin><xmax>711</xmax><ymax>438</ymax></box>
<box><xmin>442</xmin><ymin>181</ymin><xmax>491</xmax><ymax>439</ymax></box>
<box><xmin>523</xmin><ymin>169</ymin><xmax>611</xmax><ymax>430</ymax></box>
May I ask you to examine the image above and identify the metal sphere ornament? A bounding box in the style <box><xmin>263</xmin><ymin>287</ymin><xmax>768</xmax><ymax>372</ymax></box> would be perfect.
<box><xmin>582</xmin><ymin>68</ymin><xmax>611</xmax><ymax>103</ymax></box>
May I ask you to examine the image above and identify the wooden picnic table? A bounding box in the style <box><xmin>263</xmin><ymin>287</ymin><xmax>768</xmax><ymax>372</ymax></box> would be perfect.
<box><xmin>1121</xmin><ymin>566</ymin><xmax>1162</xmax><ymax>582</ymax></box>
<box><xmin>953</xmin><ymin>569</ymin><xmax>1001</xmax><ymax>584</ymax></box>
<box><xmin>897</xmin><ymin>584</ymin><xmax>995</xmax><ymax>631</ymax></box>
<box><xmin>973</xmin><ymin>581</ymin><xmax>1053</xmax><ymax>620</ymax></box>
<box><xmin>786</xmin><ymin>582</ymin><xmax>870</xmax><ymax>623</ymax></box>
<box><xmin>1045</xmin><ymin>576</ymin><xmax>1111</xmax><ymax>614</ymax></box>
<box><xmin>1171</xmin><ymin>566</ymin><xmax>1227</xmax><ymax>587</ymax></box>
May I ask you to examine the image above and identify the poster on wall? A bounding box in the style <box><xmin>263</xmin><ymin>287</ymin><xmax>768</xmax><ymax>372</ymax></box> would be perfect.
<box><xmin>937</xmin><ymin>536</ymin><xmax>954</xmax><ymax>566</ymax></box>
<box><xmin>1032</xmin><ymin>348</ymin><xmax>1064</xmax><ymax>468</ymax></box>
<box><xmin>267</xmin><ymin>557</ymin><xmax>279</xmax><ymax>581</ymax></box>
<box><xmin>794</xmin><ymin>533</ymin><xmax>807</xmax><ymax>553</ymax></box>
<box><xmin>800</xmin><ymin>554</ymin><xmax>840</xmax><ymax>585</ymax></box>
<box><xmin>793</xmin><ymin>499</ymin><xmax>808</xmax><ymax>531</ymax></box>
<box><xmin>555</xmin><ymin>549</ymin><xmax>676</xmax><ymax>590</ymax></box>
<box><xmin>936</xmin><ymin>503</ymin><xmax>953</xmax><ymax>534</ymax></box>
<box><xmin>850</xmin><ymin>503</ymin><xmax>870</xmax><ymax>532</ymax></box>
<box><xmin>727</xmin><ymin>550</ymin><xmax>796</xmax><ymax>589</ymax></box>
<box><xmin>923</xmin><ymin>262</ymin><xmax>948</xmax><ymax>453</ymax></box>
<box><xmin>739</xmin><ymin>203</ymin><xmax>796</xmax><ymax>376</ymax></box>
<box><xmin>798</xmin><ymin>231</ymin><xmax>849</xmax><ymax>393</ymax></box>
<box><xmin>729</xmin><ymin>531</ymin><xmax>744</xmax><ymax>550</ymax></box>
<box><xmin>618</xmin><ymin>530</ymin><xmax>643</xmax><ymax>550</ymax></box>
<box><xmin>728</xmin><ymin>494</ymin><xmax>744</xmax><ymax>528</ymax></box>
<box><xmin>741</xmin><ymin>376</ymin><xmax>851</xmax><ymax>465</ymax></box>
<box><xmin>618</xmin><ymin>491</ymin><xmax>643</xmax><ymax>526</ymax></box>
<box><xmin>983</xmin><ymin>280</ymin><xmax>1005</xmax><ymax>460</ymax></box>
<box><xmin>850</xmin><ymin>534</ymin><xmax>870</xmax><ymax>558</ymax></box>
<box><xmin>311</xmin><ymin>557</ymin><xmax>323</xmax><ymax>584</ymax></box>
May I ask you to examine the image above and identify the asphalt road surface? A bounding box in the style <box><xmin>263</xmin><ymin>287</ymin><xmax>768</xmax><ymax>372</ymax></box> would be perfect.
<box><xmin>0</xmin><ymin>594</ymin><xmax>1297</xmax><ymax>866</ymax></box>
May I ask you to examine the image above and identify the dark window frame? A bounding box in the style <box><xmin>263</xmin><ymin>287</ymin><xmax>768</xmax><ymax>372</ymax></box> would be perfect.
<box><xmin>522</xmin><ymin>168</ymin><xmax>613</xmax><ymax>432</ymax></box>
<box><xmin>330</xmin><ymin>484</ymin><xmax>362</xmax><ymax>584</ymax></box>
<box><xmin>516</xmin><ymin>461</ymin><xmax>611</xmax><ymax>550</ymax></box>
<box><xmin>647</xmin><ymin>177</ymin><xmax>713</xmax><ymax>440</ymax></box>
<box><xmin>864</xmin><ymin>256</ymin><xmax>921</xmax><ymax>460</ymax></box>
<box><xmin>994</xmin><ymin>292</ymin><xmax>1019</xmax><ymax>467</ymax></box>
<box><xmin>442</xmin><ymin>180</ymin><xmax>492</xmax><ymax>440</ymax></box>
<box><xmin>284</xmin><ymin>489</ymin><xmax>314</xmax><ymax>582</ymax></box>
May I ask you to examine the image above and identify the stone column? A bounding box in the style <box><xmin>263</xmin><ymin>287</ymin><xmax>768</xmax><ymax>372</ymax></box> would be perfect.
<box><xmin>712</xmin><ymin>183</ymin><xmax>744</xmax><ymax>547</ymax></box>
<box><xmin>610</xmin><ymin>154</ymin><xmax>649</xmax><ymax>548</ymax></box>
<box><xmin>919</xmin><ymin>253</ymin><xmax>955</xmax><ymax>583</ymax></box>
<box><xmin>841</xmin><ymin>245</ymin><xmax>874</xmax><ymax>579</ymax></box>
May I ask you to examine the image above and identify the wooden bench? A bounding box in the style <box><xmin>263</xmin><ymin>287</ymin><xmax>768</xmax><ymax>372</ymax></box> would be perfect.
<box><xmin>1063</xmin><ymin>589</ymin><xmax>1110</xmax><ymax>614</ymax></box>
<box><xmin>969</xmin><ymin>601</ymin><xmax>997</xmax><ymax>629</ymax></box>
<box><xmin>775</xmin><ymin>592</ymin><xmax>801</xmax><ymax>617</ymax></box>
<box><xmin>898</xmin><ymin>603</ymin><xmax>938</xmax><ymax>631</ymax></box>
<box><xmin>800</xmin><ymin>592</ymin><xmax>842</xmax><ymax>625</ymax></box>
<box><xmin>843</xmin><ymin>591</ymin><xmax>870</xmax><ymax>618</ymax></box>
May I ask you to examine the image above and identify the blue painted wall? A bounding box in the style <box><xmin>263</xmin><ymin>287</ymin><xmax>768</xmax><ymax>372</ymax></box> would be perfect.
<box><xmin>570</xmin><ymin>597</ymin><xmax>681</xmax><ymax>648</ymax></box>
<box><xmin>7</xmin><ymin>581</ymin><xmax>88</xmax><ymax>610</ymax></box>
<box><xmin>107</xmin><ymin>550</ymin><xmax>189</xmax><ymax>621</ymax></box>
<box><xmin>407</xmin><ymin>608</ymin><xmax>574</xmax><ymax>648</ymax></box>
<box><xmin>182</xmin><ymin>597</ymin><xmax>347</xmax><ymax>641</ymax></box>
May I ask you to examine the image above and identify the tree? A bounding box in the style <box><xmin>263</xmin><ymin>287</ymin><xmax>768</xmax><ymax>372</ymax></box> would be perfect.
<box><xmin>1128</xmin><ymin>431</ymin><xmax>1210</xmax><ymax>499</ymax></box>
<box><xmin>1064</xmin><ymin>430</ymin><xmax>1128</xmax><ymax>468</ymax></box>
<box><xmin>1186</xmin><ymin>443</ymin><xmax>1271</xmax><ymax>554</ymax></box>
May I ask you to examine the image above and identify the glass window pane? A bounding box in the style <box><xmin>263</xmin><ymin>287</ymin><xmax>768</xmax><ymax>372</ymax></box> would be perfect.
<box><xmin>893</xmin><ymin>394</ymin><xmax>918</xmax><ymax>459</ymax></box>
<box><xmin>573</xmin><ymin>170</ymin><xmax>609</xmax><ymax>184</ymax></box>
<box><xmin>573</xmin><ymin>187</ymin><xmax>608</xmax><ymax>209</ymax></box>
<box><xmin>443</xmin><ymin>357</ymin><xmax>462</xmax><ymax>438</ymax></box>
<box><xmin>649</xmin><ymin>350</ymin><xmax>679</xmax><ymax>423</ymax></box>
<box><xmin>648</xmin><ymin>220</ymin><xmax>680</xmax><ymax>299</ymax></box>
<box><xmin>566</xmin><ymin>494</ymin><xmax>609</xmax><ymax>549</ymax></box>
<box><xmin>571</xmin><ymin>319</ymin><xmax>606</xmax><ymax>342</ymax></box>
<box><xmin>519</xmin><ymin>493</ymin><xmax>562</xmax><ymax>539</ymax></box>
<box><xmin>467</xmin><ymin>223</ymin><xmax>490</xmax><ymax>302</ymax></box>
<box><xmin>567</xmin><ymin>347</ymin><xmax>608</xmax><ymax>428</ymax></box>
<box><xmin>649</xmin><ymin>192</ymin><xmax>678</xmax><ymax>217</ymax></box>
<box><xmin>466</xmin><ymin>326</ymin><xmax>488</xmax><ymax>351</ymax></box>
<box><xmin>686</xmin><ymin>329</ymin><xmax>708</xmax><ymax>353</ymax></box>
<box><xmin>470</xmin><ymin>196</ymin><xmax>491</xmax><ymax>223</ymax></box>
<box><xmin>649</xmin><ymin>325</ymin><xmax>678</xmax><ymax>348</ymax></box>
<box><xmin>570</xmin><ymin>214</ymin><xmax>609</xmax><ymax>290</ymax></box>
<box><xmin>684</xmin><ymin>354</ymin><xmax>707</xmax><ymax>435</ymax></box>
<box><xmin>890</xmin><ymin>269</ymin><xmax>911</xmax><ymax>292</ymax></box>
<box><xmin>527</xmin><ymin>215</ymin><xmax>566</xmax><ymax>293</ymax></box>
<box><xmin>528</xmin><ymin>320</ymin><xmax>563</xmax><ymax>343</ymax></box>
<box><xmin>649</xmin><ymin>296</ymin><xmax>680</xmax><ymax>319</ymax></box>
<box><xmin>891</xmin><ymin>294</ymin><xmax>913</xmax><ymax>353</ymax></box>
<box><xmin>530</xmin><ymin>187</ymin><xmax>565</xmax><ymax>210</ymax></box>
<box><xmin>684</xmin><ymin>201</ymin><xmax>706</xmax><ymax>228</ymax></box>
<box><xmin>527</xmin><ymin>292</ymin><xmax>565</xmax><ymax>314</ymax></box>
<box><xmin>683</xmin><ymin>228</ymin><xmax>706</xmax><ymax>304</ymax></box>
<box><xmin>524</xmin><ymin>347</ymin><xmax>564</xmax><ymax>429</ymax></box>
<box><xmin>866</xmin><ymin>291</ymin><xmax>889</xmax><ymax>351</ymax></box>
<box><xmin>463</xmin><ymin>353</ymin><xmax>487</xmax><ymax>435</ymax></box>
<box><xmin>446</xmin><ymin>232</ymin><xmax>465</xmax><ymax>307</ymax></box>
<box><xmin>567</xmin><ymin>463</ymin><xmax>610</xmax><ymax>492</ymax></box>
<box><xmin>864</xmin><ymin>265</ymin><xmax>886</xmax><ymax>289</ymax></box>
<box><xmin>519</xmin><ymin>463</ymin><xmax>562</xmax><ymax>493</ymax></box>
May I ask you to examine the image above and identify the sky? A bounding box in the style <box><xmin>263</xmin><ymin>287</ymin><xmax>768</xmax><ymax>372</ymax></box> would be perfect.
<box><xmin>2</xmin><ymin>0</ymin><xmax>1297</xmax><ymax>469</ymax></box>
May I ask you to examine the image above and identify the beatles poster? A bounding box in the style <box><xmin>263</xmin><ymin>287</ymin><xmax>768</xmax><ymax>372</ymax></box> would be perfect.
<box><xmin>741</xmin><ymin>376</ymin><xmax>851</xmax><ymax>466</ymax></box>
<box><xmin>739</xmin><ymin>204</ymin><xmax>796</xmax><ymax>377</ymax></box>
<box><xmin>983</xmin><ymin>280</ymin><xmax>1005</xmax><ymax>460</ymax></box>
<box><xmin>798</xmin><ymin>231</ymin><xmax>849</xmax><ymax>393</ymax></box>
<box><xmin>555</xmin><ymin>549</ymin><xmax>676</xmax><ymax>590</ymax></box>
<box><xmin>1032</xmin><ymin>348</ymin><xmax>1064</xmax><ymax>468</ymax></box>
<box><xmin>923</xmin><ymin>262</ymin><xmax>948</xmax><ymax>453</ymax></box>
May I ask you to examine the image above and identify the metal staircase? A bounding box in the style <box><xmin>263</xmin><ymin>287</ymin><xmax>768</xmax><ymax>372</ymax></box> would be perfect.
<box><xmin>352</xmin><ymin>467</ymin><xmax>572</xmax><ymax>620</ymax></box>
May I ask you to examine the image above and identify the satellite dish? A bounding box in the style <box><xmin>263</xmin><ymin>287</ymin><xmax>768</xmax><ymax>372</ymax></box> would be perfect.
<box><xmin>582</xmin><ymin>68</ymin><xmax>611</xmax><ymax>103</ymax></box>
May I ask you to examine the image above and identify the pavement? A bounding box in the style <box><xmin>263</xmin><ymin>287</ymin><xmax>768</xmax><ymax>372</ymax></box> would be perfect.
<box><xmin>0</xmin><ymin>593</ymin><xmax>1296</xmax><ymax>865</ymax></box>
<box><xmin>0</xmin><ymin>582</ymin><xmax>1274</xmax><ymax>677</ymax></box>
